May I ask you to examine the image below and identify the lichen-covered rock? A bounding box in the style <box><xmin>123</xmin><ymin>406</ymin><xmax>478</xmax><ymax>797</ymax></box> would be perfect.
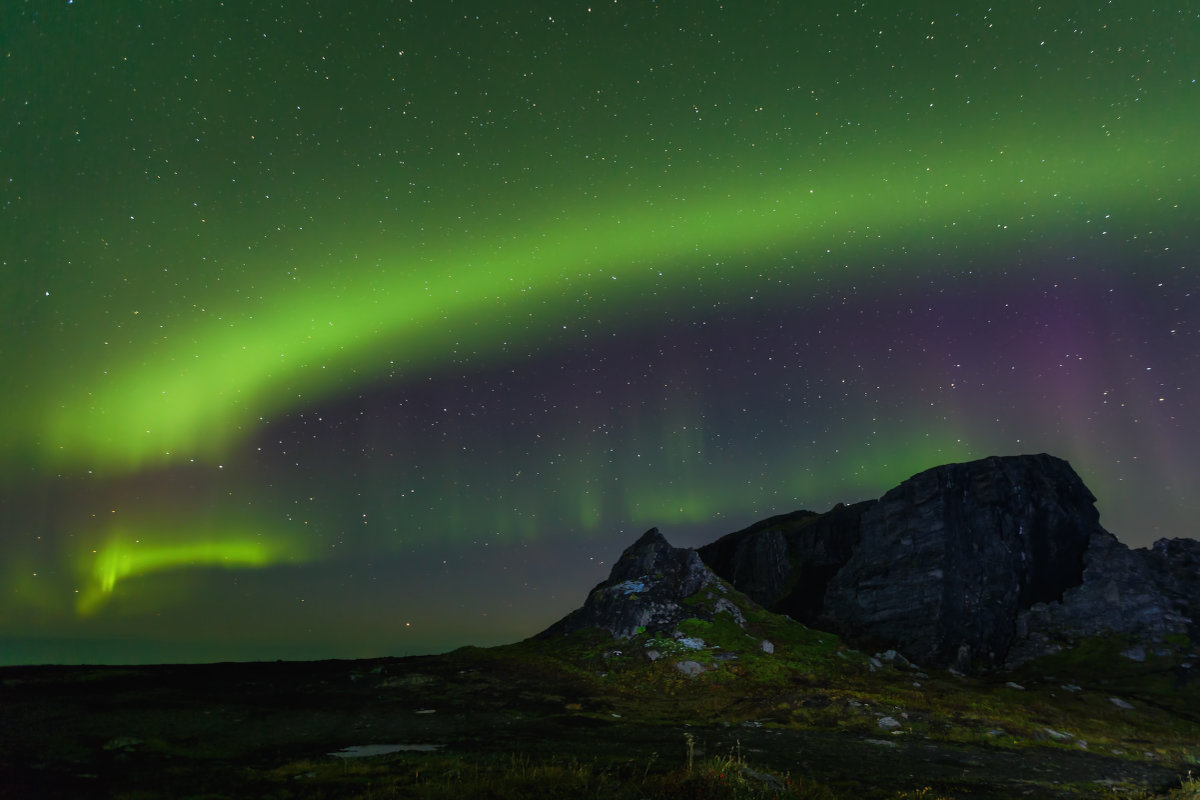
<box><xmin>535</xmin><ymin>528</ymin><xmax>721</xmax><ymax>640</ymax></box>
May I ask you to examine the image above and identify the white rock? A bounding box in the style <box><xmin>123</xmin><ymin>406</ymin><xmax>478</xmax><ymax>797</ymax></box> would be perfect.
<box><xmin>1122</xmin><ymin>645</ymin><xmax>1147</xmax><ymax>662</ymax></box>
<box><xmin>879</xmin><ymin>649</ymin><xmax>910</xmax><ymax>667</ymax></box>
<box><xmin>760</xmin><ymin>639</ymin><xmax>774</xmax><ymax>654</ymax></box>
<box><xmin>714</xmin><ymin>597</ymin><xmax>746</xmax><ymax>626</ymax></box>
<box><xmin>877</xmin><ymin>716</ymin><xmax>902</xmax><ymax>731</ymax></box>
<box><xmin>1109</xmin><ymin>697</ymin><xmax>1134</xmax><ymax>710</ymax></box>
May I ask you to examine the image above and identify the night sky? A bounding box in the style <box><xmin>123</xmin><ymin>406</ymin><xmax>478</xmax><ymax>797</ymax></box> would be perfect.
<box><xmin>2</xmin><ymin>1</ymin><xmax>1197</xmax><ymax>665</ymax></box>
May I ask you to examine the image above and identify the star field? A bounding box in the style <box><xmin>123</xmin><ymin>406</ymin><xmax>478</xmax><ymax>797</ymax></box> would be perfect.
<box><xmin>1</xmin><ymin>1</ymin><xmax>1197</xmax><ymax>664</ymax></box>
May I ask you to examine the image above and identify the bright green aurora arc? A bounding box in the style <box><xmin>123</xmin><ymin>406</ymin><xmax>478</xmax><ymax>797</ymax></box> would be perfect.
<box><xmin>1</xmin><ymin>1</ymin><xmax>1197</xmax><ymax>664</ymax></box>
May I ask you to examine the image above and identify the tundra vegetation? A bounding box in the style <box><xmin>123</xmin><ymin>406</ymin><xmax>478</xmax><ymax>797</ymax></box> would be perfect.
<box><xmin>3</xmin><ymin>580</ymin><xmax>1197</xmax><ymax>799</ymax></box>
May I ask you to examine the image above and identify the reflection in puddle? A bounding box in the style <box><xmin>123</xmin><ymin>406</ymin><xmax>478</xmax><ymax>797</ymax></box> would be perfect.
<box><xmin>330</xmin><ymin>744</ymin><xmax>443</xmax><ymax>758</ymax></box>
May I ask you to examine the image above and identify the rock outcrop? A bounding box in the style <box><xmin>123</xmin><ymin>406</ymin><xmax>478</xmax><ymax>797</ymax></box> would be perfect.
<box><xmin>1149</xmin><ymin>537</ymin><xmax>1200</xmax><ymax>630</ymax></box>
<box><xmin>697</xmin><ymin>454</ymin><xmax>1197</xmax><ymax>670</ymax></box>
<box><xmin>1009</xmin><ymin>534</ymin><xmax>1200</xmax><ymax>664</ymax></box>
<box><xmin>536</xmin><ymin>527</ymin><xmax>719</xmax><ymax>640</ymax></box>
<box><xmin>821</xmin><ymin>455</ymin><xmax>1101</xmax><ymax>670</ymax></box>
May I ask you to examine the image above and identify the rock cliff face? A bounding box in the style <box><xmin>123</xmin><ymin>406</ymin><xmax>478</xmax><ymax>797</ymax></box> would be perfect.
<box><xmin>821</xmin><ymin>455</ymin><xmax>1101</xmax><ymax>670</ymax></box>
<box><xmin>697</xmin><ymin>454</ymin><xmax>1197</xmax><ymax>670</ymax></box>
<box><xmin>537</xmin><ymin>528</ymin><xmax>720</xmax><ymax>640</ymax></box>
<box><xmin>697</xmin><ymin>502</ymin><xmax>871</xmax><ymax>624</ymax></box>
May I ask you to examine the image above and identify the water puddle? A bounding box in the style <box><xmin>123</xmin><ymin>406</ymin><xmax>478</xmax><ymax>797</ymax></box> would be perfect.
<box><xmin>329</xmin><ymin>744</ymin><xmax>443</xmax><ymax>758</ymax></box>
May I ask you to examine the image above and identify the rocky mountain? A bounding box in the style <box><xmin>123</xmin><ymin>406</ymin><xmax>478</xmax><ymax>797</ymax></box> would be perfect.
<box><xmin>537</xmin><ymin>527</ymin><xmax>743</xmax><ymax>640</ymax></box>
<box><xmin>549</xmin><ymin>454</ymin><xmax>1198</xmax><ymax>672</ymax></box>
<box><xmin>701</xmin><ymin>453</ymin><xmax>1198</xmax><ymax>670</ymax></box>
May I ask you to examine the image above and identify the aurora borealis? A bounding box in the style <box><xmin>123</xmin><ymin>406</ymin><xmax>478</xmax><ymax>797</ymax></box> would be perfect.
<box><xmin>2</xmin><ymin>1</ymin><xmax>1197</xmax><ymax>665</ymax></box>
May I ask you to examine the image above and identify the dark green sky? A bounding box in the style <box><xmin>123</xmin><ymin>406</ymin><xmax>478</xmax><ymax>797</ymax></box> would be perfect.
<box><xmin>1</xmin><ymin>1</ymin><xmax>1197</xmax><ymax>664</ymax></box>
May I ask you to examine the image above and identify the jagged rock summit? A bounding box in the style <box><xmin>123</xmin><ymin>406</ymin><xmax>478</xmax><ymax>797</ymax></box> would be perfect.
<box><xmin>537</xmin><ymin>527</ymin><xmax>739</xmax><ymax>640</ymax></box>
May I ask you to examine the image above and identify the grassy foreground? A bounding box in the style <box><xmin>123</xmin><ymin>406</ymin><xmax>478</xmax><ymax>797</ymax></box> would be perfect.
<box><xmin>3</xmin><ymin>579</ymin><xmax>1197</xmax><ymax>798</ymax></box>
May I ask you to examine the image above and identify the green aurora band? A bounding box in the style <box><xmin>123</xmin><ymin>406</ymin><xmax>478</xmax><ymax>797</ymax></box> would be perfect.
<box><xmin>76</xmin><ymin>525</ymin><xmax>304</xmax><ymax>616</ymax></box>
<box><xmin>17</xmin><ymin>111</ymin><xmax>1197</xmax><ymax>474</ymax></box>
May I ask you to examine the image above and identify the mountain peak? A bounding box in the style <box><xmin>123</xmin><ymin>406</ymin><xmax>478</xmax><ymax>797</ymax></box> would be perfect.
<box><xmin>537</xmin><ymin>528</ymin><xmax>724</xmax><ymax>641</ymax></box>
